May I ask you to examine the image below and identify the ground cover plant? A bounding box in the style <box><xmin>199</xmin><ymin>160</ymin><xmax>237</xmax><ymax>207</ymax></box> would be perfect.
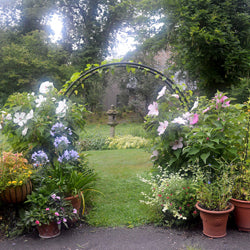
<box><xmin>86</xmin><ymin>149</ymin><xmax>161</xmax><ymax>227</ymax></box>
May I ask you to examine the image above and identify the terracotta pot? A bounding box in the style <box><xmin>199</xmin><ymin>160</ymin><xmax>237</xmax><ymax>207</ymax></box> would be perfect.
<box><xmin>195</xmin><ymin>202</ymin><xmax>234</xmax><ymax>238</ymax></box>
<box><xmin>65</xmin><ymin>194</ymin><xmax>81</xmax><ymax>212</ymax></box>
<box><xmin>37</xmin><ymin>221</ymin><xmax>61</xmax><ymax>239</ymax></box>
<box><xmin>0</xmin><ymin>180</ymin><xmax>32</xmax><ymax>203</ymax></box>
<box><xmin>230</xmin><ymin>198</ymin><xmax>250</xmax><ymax>232</ymax></box>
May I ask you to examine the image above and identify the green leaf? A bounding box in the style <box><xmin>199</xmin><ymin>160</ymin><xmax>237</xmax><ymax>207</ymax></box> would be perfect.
<box><xmin>200</xmin><ymin>152</ymin><xmax>210</xmax><ymax>164</ymax></box>
<box><xmin>187</xmin><ymin>148</ymin><xmax>200</xmax><ymax>155</ymax></box>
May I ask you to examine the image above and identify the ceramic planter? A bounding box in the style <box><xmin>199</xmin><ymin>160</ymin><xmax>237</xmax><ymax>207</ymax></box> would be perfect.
<box><xmin>37</xmin><ymin>221</ymin><xmax>61</xmax><ymax>239</ymax></box>
<box><xmin>0</xmin><ymin>180</ymin><xmax>32</xmax><ymax>203</ymax></box>
<box><xmin>65</xmin><ymin>194</ymin><xmax>81</xmax><ymax>212</ymax></box>
<box><xmin>195</xmin><ymin>202</ymin><xmax>234</xmax><ymax>238</ymax></box>
<box><xmin>230</xmin><ymin>198</ymin><xmax>250</xmax><ymax>232</ymax></box>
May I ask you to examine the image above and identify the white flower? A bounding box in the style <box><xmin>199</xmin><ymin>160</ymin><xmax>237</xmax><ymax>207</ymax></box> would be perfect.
<box><xmin>39</xmin><ymin>81</ymin><xmax>54</xmax><ymax>94</ymax></box>
<box><xmin>35</xmin><ymin>95</ymin><xmax>47</xmax><ymax>107</ymax></box>
<box><xmin>171</xmin><ymin>137</ymin><xmax>183</xmax><ymax>150</ymax></box>
<box><xmin>171</xmin><ymin>94</ymin><xmax>179</xmax><ymax>99</ymax></box>
<box><xmin>147</xmin><ymin>102</ymin><xmax>159</xmax><ymax>116</ymax></box>
<box><xmin>0</xmin><ymin>124</ymin><xmax>2</xmax><ymax>130</ymax></box>
<box><xmin>171</xmin><ymin>117</ymin><xmax>187</xmax><ymax>125</ymax></box>
<box><xmin>182</xmin><ymin>112</ymin><xmax>191</xmax><ymax>120</ymax></box>
<box><xmin>22</xmin><ymin>127</ymin><xmax>28</xmax><ymax>136</ymax></box>
<box><xmin>157</xmin><ymin>121</ymin><xmax>169</xmax><ymax>135</ymax></box>
<box><xmin>157</xmin><ymin>86</ymin><xmax>167</xmax><ymax>100</ymax></box>
<box><xmin>56</xmin><ymin>99</ymin><xmax>67</xmax><ymax>118</ymax></box>
<box><xmin>5</xmin><ymin>114</ymin><xmax>12</xmax><ymax>120</ymax></box>
<box><xmin>26</xmin><ymin>109</ymin><xmax>34</xmax><ymax>120</ymax></box>
<box><xmin>191</xmin><ymin>98</ymin><xmax>199</xmax><ymax>111</ymax></box>
<box><xmin>13</xmin><ymin>112</ymin><xmax>27</xmax><ymax>127</ymax></box>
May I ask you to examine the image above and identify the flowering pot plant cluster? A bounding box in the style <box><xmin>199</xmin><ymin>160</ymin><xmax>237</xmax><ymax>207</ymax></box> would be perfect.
<box><xmin>0</xmin><ymin>81</ymin><xmax>97</xmax><ymax>236</ymax></box>
<box><xmin>0</xmin><ymin>152</ymin><xmax>33</xmax><ymax>193</ymax></box>
<box><xmin>141</xmin><ymin>85</ymin><xmax>249</xmax><ymax>226</ymax></box>
<box><xmin>23</xmin><ymin>191</ymin><xmax>79</xmax><ymax>228</ymax></box>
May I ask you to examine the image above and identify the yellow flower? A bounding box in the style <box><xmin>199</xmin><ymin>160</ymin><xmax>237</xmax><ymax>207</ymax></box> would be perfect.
<box><xmin>8</xmin><ymin>181</ymin><xmax>11</xmax><ymax>184</ymax></box>
<box><xmin>12</xmin><ymin>181</ymin><xmax>17</xmax><ymax>184</ymax></box>
<box><xmin>19</xmin><ymin>181</ymin><xmax>23</xmax><ymax>184</ymax></box>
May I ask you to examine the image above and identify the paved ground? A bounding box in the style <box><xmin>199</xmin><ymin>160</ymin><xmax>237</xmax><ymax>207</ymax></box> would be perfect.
<box><xmin>0</xmin><ymin>224</ymin><xmax>249</xmax><ymax>250</ymax></box>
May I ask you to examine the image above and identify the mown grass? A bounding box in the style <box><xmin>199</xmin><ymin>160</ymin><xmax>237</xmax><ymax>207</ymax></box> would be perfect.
<box><xmin>79</xmin><ymin>122</ymin><xmax>147</xmax><ymax>138</ymax></box>
<box><xmin>85</xmin><ymin>149</ymin><xmax>161</xmax><ymax>227</ymax></box>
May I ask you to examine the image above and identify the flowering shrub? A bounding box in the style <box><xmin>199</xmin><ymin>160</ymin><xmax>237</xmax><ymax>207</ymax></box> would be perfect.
<box><xmin>0</xmin><ymin>81</ymin><xmax>87</xmax><ymax>159</ymax></box>
<box><xmin>0</xmin><ymin>152</ymin><xmax>34</xmax><ymax>192</ymax></box>
<box><xmin>140</xmin><ymin>166</ymin><xmax>197</xmax><ymax>226</ymax></box>
<box><xmin>145</xmin><ymin>88</ymin><xmax>248</xmax><ymax>174</ymax></box>
<box><xmin>23</xmin><ymin>192</ymin><xmax>78</xmax><ymax>227</ymax></box>
<box><xmin>107</xmin><ymin>135</ymin><xmax>150</xmax><ymax>150</ymax></box>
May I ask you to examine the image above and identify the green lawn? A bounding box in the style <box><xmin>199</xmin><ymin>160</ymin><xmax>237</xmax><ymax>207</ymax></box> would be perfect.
<box><xmin>85</xmin><ymin>149</ymin><xmax>161</xmax><ymax>227</ymax></box>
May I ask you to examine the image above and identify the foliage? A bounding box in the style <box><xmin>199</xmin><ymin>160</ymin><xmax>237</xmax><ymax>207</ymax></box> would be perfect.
<box><xmin>140</xmin><ymin>166</ymin><xmax>198</xmax><ymax>226</ymax></box>
<box><xmin>138</xmin><ymin>0</ymin><xmax>250</xmax><ymax>94</ymax></box>
<box><xmin>22</xmin><ymin>192</ymin><xmax>78</xmax><ymax>227</ymax></box>
<box><xmin>107</xmin><ymin>135</ymin><xmax>150</xmax><ymax>149</ymax></box>
<box><xmin>1</xmin><ymin>81</ymin><xmax>86</xmax><ymax>158</ymax></box>
<box><xmin>0</xmin><ymin>30</ymin><xmax>76</xmax><ymax>106</ymax></box>
<box><xmin>231</xmin><ymin>164</ymin><xmax>250</xmax><ymax>201</ymax></box>
<box><xmin>195</xmin><ymin>163</ymin><xmax>233</xmax><ymax>211</ymax></box>
<box><xmin>145</xmin><ymin>88</ymin><xmax>249</xmax><ymax>175</ymax></box>
<box><xmin>0</xmin><ymin>152</ymin><xmax>34</xmax><ymax>192</ymax></box>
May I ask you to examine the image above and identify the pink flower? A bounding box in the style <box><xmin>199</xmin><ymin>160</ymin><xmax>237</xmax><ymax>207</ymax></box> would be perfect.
<box><xmin>157</xmin><ymin>86</ymin><xmax>166</xmax><ymax>99</ymax></box>
<box><xmin>171</xmin><ymin>137</ymin><xmax>183</xmax><ymax>150</ymax></box>
<box><xmin>147</xmin><ymin>102</ymin><xmax>159</xmax><ymax>116</ymax></box>
<box><xmin>57</xmin><ymin>220</ymin><xmax>61</xmax><ymax>224</ymax></box>
<box><xmin>56</xmin><ymin>196</ymin><xmax>61</xmax><ymax>200</ymax></box>
<box><xmin>55</xmin><ymin>212</ymin><xmax>59</xmax><ymax>216</ymax></box>
<box><xmin>220</xmin><ymin>95</ymin><xmax>228</xmax><ymax>103</ymax></box>
<box><xmin>222</xmin><ymin>100</ymin><xmax>230</xmax><ymax>107</ymax></box>
<box><xmin>51</xmin><ymin>194</ymin><xmax>56</xmax><ymax>200</ymax></box>
<box><xmin>190</xmin><ymin>113</ymin><xmax>199</xmax><ymax>125</ymax></box>
<box><xmin>46</xmin><ymin>208</ymin><xmax>50</xmax><ymax>211</ymax></box>
<box><xmin>202</xmin><ymin>107</ymin><xmax>210</xmax><ymax>113</ymax></box>
<box><xmin>63</xmin><ymin>218</ymin><xmax>67</xmax><ymax>223</ymax></box>
<box><xmin>73</xmin><ymin>208</ymin><xmax>77</xmax><ymax>214</ymax></box>
<box><xmin>157</xmin><ymin>121</ymin><xmax>169</xmax><ymax>135</ymax></box>
<box><xmin>35</xmin><ymin>220</ymin><xmax>40</xmax><ymax>225</ymax></box>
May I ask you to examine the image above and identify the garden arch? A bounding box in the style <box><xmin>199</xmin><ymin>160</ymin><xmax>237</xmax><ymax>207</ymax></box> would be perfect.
<box><xmin>64</xmin><ymin>62</ymin><xmax>189</xmax><ymax>107</ymax></box>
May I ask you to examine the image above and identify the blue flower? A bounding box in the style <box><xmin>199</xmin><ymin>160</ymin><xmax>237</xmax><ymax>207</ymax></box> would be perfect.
<box><xmin>58</xmin><ymin>150</ymin><xmax>79</xmax><ymax>163</ymax></box>
<box><xmin>31</xmin><ymin>150</ymin><xmax>49</xmax><ymax>168</ymax></box>
<box><xmin>54</xmin><ymin>136</ymin><xmax>70</xmax><ymax>148</ymax></box>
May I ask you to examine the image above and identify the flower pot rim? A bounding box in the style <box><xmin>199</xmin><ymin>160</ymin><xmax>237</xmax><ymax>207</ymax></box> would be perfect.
<box><xmin>230</xmin><ymin>197</ymin><xmax>250</xmax><ymax>204</ymax></box>
<box><xmin>195</xmin><ymin>201</ymin><xmax>234</xmax><ymax>214</ymax></box>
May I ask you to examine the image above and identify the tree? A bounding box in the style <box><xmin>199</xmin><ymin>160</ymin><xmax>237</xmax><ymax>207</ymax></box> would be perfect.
<box><xmin>137</xmin><ymin>0</ymin><xmax>250</xmax><ymax>96</ymax></box>
<box><xmin>0</xmin><ymin>30</ymin><xmax>75</xmax><ymax>106</ymax></box>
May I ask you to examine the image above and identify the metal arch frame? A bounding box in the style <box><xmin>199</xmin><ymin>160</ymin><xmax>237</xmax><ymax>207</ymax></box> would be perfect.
<box><xmin>64</xmin><ymin>62</ymin><xmax>188</xmax><ymax>105</ymax></box>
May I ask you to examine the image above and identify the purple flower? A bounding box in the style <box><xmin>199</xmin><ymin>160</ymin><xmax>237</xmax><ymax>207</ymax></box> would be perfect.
<box><xmin>58</xmin><ymin>150</ymin><xmax>79</xmax><ymax>163</ymax></box>
<box><xmin>54</xmin><ymin>136</ymin><xmax>70</xmax><ymax>148</ymax></box>
<box><xmin>31</xmin><ymin>150</ymin><xmax>49</xmax><ymax>168</ymax></box>
<box><xmin>57</xmin><ymin>220</ymin><xmax>61</xmax><ymax>224</ymax></box>
<box><xmin>73</xmin><ymin>208</ymin><xmax>77</xmax><ymax>214</ymax></box>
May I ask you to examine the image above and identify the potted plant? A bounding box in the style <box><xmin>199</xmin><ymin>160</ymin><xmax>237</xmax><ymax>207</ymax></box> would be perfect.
<box><xmin>195</xmin><ymin>166</ymin><xmax>234</xmax><ymax>238</ymax></box>
<box><xmin>230</xmin><ymin>163</ymin><xmax>250</xmax><ymax>231</ymax></box>
<box><xmin>23</xmin><ymin>191</ymin><xmax>79</xmax><ymax>238</ymax></box>
<box><xmin>0</xmin><ymin>152</ymin><xmax>33</xmax><ymax>203</ymax></box>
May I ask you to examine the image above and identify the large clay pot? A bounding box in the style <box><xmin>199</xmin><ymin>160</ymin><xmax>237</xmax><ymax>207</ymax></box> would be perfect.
<box><xmin>0</xmin><ymin>180</ymin><xmax>32</xmax><ymax>203</ymax></box>
<box><xmin>230</xmin><ymin>198</ymin><xmax>250</xmax><ymax>232</ymax></box>
<box><xmin>65</xmin><ymin>194</ymin><xmax>81</xmax><ymax>212</ymax></box>
<box><xmin>37</xmin><ymin>221</ymin><xmax>61</xmax><ymax>239</ymax></box>
<box><xmin>195</xmin><ymin>202</ymin><xmax>234</xmax><ymax>238</ymax></box>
